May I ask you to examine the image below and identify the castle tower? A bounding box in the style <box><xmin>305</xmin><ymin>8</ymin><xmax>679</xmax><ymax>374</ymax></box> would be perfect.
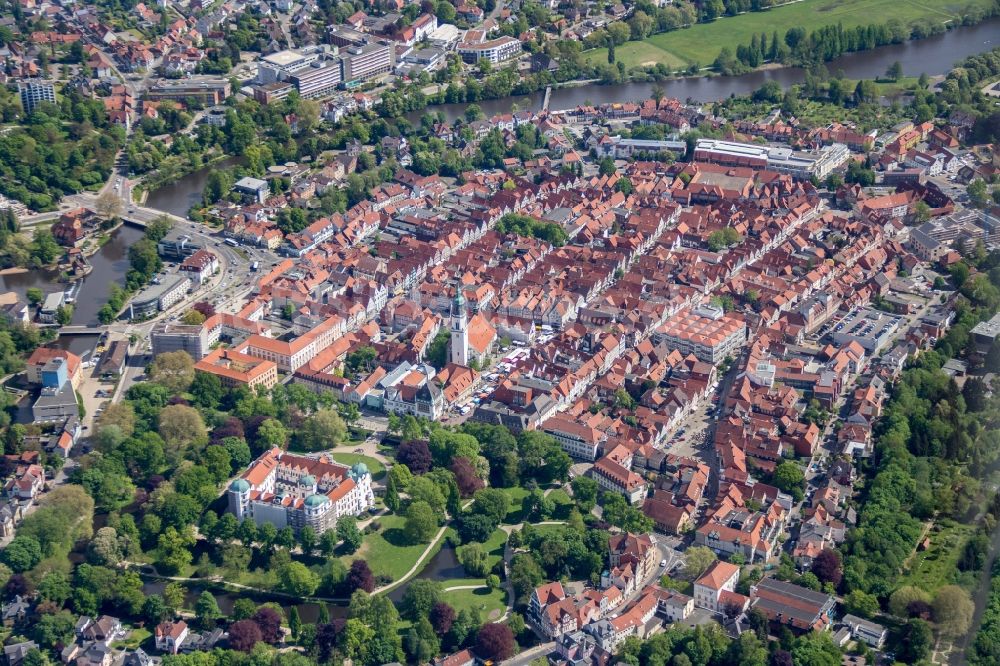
<box><xmin>450</xmin><ymin>291</ymin><xmax>469</xmax><ymax>367</ymax></box>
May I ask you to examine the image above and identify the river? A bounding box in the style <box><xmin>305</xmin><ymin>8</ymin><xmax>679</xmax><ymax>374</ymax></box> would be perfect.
<box><xmin>141</xmin><ymin>22</ymin><xmax>1000</xmax><ymax>219</ymax></box>
<box><xmin>145</xmin><ymin>156</ymin><xmax>244</xmax><ymax>218</ymax></box>
<box><xmin>407</xmin><ymin>18</ymin><xmax>1000</xmax><ymax>124</ymax></box>
<box><xmin>0</xmin><ymin>224</ymin><xmax>145</xmax><ymax>327</ymax></box>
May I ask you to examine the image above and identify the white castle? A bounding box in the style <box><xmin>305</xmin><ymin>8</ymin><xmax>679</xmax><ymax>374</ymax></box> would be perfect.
<box><xmin>227</xmin><ymin>448</ymin><xmax>375</xmax><ymax>534</ymax></box>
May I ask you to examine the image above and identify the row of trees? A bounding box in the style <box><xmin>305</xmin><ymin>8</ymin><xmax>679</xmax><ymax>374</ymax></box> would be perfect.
<box><xmin>841</xmin><ymin>248</ymin><xmax>1000</xmax><ymax>639</ymax></box>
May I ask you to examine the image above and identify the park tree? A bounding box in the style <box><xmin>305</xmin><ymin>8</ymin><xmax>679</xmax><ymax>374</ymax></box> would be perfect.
<box><xmin>933</xmin><ymin>585</ymin><xmax>974</xmax><ymax>637</ymax></box>
<box><xmin>98</xmin><ymin>403</ymin><xmax>136</xmax><ymax>438</ymax></box>
<box><xmin>194</xmin><ymin>591</ymin><xmax>222</xmax><ymax>629</ymax></box>
<box><xmin>295</xmin><ymin>409</ymin><xmax>346</xmax><ymax>451</ymax></box>
<box><xmin>142</xmin><ymin>595</ymin><xmax>170</xmax><ymax>625</ymax></box>
<box><xmin>844</xmin><ymin>590</ymin><xmax>880</xmax><ymax>619</ymax></box>
<box><xmin>149</xmin><ymin>351</ymin><xmax>196</xmax><ymax>394</ymax></box>
<box><xmin>158</xmin><ymin>404</ymin><xmax>208</xmax><ymax>455</ymax></box>
<box><xmin>968</xmin><ymin>178</ymin><xmax>989</xmax><ymax>208</ymax></box>
<box><xmin>384</xmin><ymin>473</ymin><xmax>401</xmax><ymax>513</ymax></box>
<box><xmin>402</xmin><ymin>580</ymin><xmax>441</xmax><ymax>621</ymax></box>
<box><xmin>336</xmin><ymin>516</ymin><xmax>362</xmax><ymax>553</ymax></box>
<box><xmin>157</xmin><ymin>527</ymin><xmax>195</xmax><ymax>575</ymax></box>
<box><xmin>397</xmin><ymin>439</ymin><xmax>432</xmax><ymax>474</ymax></box>
<box><xmin>2</xmin><ymin>535</ymin><xmax>41</xmax><ymax>572</ymax></box>
<box><xmin>430</xmin><ymin>602</ymin><xmax>456</xmax><ymax>635</ymax></box>
<box><xmin>772</xmin><ymin>461</ymin><xmax>805</xmax><ymax>502</ymax></box>
<box><xmin>571</xmin><ymin>476</ymin><xmax>599</xmax><ymax>511</ymax></box>
<box><xmin>900</xmin><ymin>618</ymin><xmax>933</xmax><ymax>663</ymax></box>
<box><xmin>457</xmin><ymin>542</ymin><xmax>489</xmax><ymax>576</ymax></box>
<box><xmin>475</xmin><ymin>623</ymin><xmax>515</xmax><ymax>662</ymax></box>
<box><xmin>228</xmin><ymin>619</ymin><xmax>263</xmax><ymax>652</ymax></box>
<box><xmin>279</xmin><ymin>561</ymin><xmax>320</xmax><ymax>597</ymax></box>
<box><xmin>854</xmin><ymin>79</ymin><xmax>878</xmax><ymax>104</ymax></box>
<box><xmin>889</xmin><ymin>585</ymin><xmax>932</xmax><ymax>617</ymax></box>
<box><xmin>189</xmin><ymin>371</ymin><xmax>222</xmax><ymax>409</ymax></box>
<box><xmin>346</xmin><ymin>559</ymin><xmax>374</xmax><ymax>593</ymax></box>
<box><xmin>255</xmin><ymin>418</ymin><xmax>288</xmax><ymax>450</ymax></box>
<box><xmin>810</xmin><ymin>549</ymin><xmax>842</xmax><ymax>588</ymax></box>
<box><xmin>450</xmin><ymin>457</ymin><xmax>484</xmax><ymax>497</ymax></box>
<box><xmin>253</xmin><ymin>607</ymin><xmax>284</xmax><ymax>643</ymax></box>
<box><xmin>457</xmin><ymin>513</ymin><xmax>498</xmax><ymax>543</ymax></box>
<box><xmin>683</xmin><ymin>546</ymin><xmax>717</xmax><ymax>579</ymax></box>
<box><xmin>87</xmin><ymin>527</ymin><xmax>124</xmax><ymax>566</ymax></box>
<box><xmin>471</xmin><ymin>488</ymin><xmax>511</xmax><ymax>524</ymax></box>
<box><xmin>405</xmin><ymin>500</ymin><xmax>438</xmax><ymax>543</ymax></box>
<box><xmin>95</xmin><ymin>189</ymin><xmax>123</xmax><ymax>220</ymax></box>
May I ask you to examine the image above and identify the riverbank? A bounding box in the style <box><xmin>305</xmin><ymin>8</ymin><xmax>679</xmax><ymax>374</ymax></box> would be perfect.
<box><xmin>583</xmin><ymin>0</ymin><xmax>999</xmax><ymax>70</ymax></box>
<box><xmin>406</xmin><ymin>19</ymin><xmax>1000</xmax><ymax>124</ymax></box>
<box><xmin>144</xmin><ymin>155</ymin><xmax>243</xmax><ymax>218</ymax></box>
<box><xmin>137</xmin><ymin>152</ymin><xmax>237</xmax><ymax>207</ymax></box>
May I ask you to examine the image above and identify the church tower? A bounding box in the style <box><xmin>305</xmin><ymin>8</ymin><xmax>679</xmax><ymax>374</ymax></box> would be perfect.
<box><xmin>450</xmin><ymin>291</ymin><xmax>469</xmax><ymax>366</ymax></box>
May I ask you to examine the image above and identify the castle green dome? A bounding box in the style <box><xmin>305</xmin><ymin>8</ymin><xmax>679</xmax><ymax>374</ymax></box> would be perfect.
<box><xmin>230</xmin><ymin>479</ymin><xmax>250</xmax><ymax>493</ymax></box>
<box><xmin>304</xmin><ymin>494</ymin><xmax>329</xmax><ymax>508</ymax></box>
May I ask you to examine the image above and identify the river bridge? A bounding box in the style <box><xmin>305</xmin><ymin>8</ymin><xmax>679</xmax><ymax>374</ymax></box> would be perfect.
<box><xmin>58</xmin><ymin>326</ymin><xmax>107</xmax><ymax>335</ymax></box>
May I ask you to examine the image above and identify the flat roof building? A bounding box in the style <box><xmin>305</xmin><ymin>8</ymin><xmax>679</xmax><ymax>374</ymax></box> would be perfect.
<box><xmin>694</xmin><ymin>139</ymin><xmax>849</xmax><ymax>180</ymax></box>
<box><xmin>18</xmin><ymin>80</ymin><xmax>56</xmax><ymax>113</ymax></box>
<box><xmin>971</xmin><ymin>311</ymin><xmax>1000</xmax><ymax>353</ymax></box>
<box><xmin>232</xmin><ymin>177</ymin><xmax>269</xmax><ymax>204</ymax></box>
<box><xmin>146</xmin><ymin>79</ymin><xmax>231</xmax><ymax>105</ymax></box>
<box><xmin>340</xmin><ymin>42</ymin><xmax>395</xmax><ymax>84</ymax></box>
<box><xmin>157</xmin><ymin>232</ymin><xmax>202</xmax><ymax>260</ymax></box>
<box><xmin>129</xmin><ymin>276</ymin><xmax>191</xmax><ymax>320</ymax></box>
<box><xmin>32</xmin><ymin>381</ymin><xmax>78</xmax><ymax>423</ymax></box>
<box><xmin>152</xmin><ymin>320</ymin><xmax>221</xmax><ymax>360</ymax></box>
<box><xmin>258</xmin><ymin>48</ymin><xmax>322</xmax><ymax>83</ymax></box>
<box><xmin>291</xmin><ymin>62</ymin><xmax>343</xmax><ymax>99</ymax></box>
<box><xmin>456</xmin><ymin>36</ymin><xmax>522</xmax><ymax>65</ymax></box>
<box><xmin>829</xmin><ymin>307</ymin><xmax>903</xmax><ymax>353</ymax></box>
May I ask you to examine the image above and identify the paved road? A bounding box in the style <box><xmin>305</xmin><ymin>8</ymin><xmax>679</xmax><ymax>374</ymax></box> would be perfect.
<box><xmin>503</xmin><ymin>641</ymin><xmax>556</xmax><ymax>666</ymax></box>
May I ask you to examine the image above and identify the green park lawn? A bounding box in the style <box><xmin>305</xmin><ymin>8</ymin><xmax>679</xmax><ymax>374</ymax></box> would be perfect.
<box><xmin>440</xmin><ymin>585</ymin><xmax>508</xmax><ymax>621</ymax></box>
<box><xmin>583</xmin><ymin>41</ymin><xmax>688</xmax><ymax>70</ymax></box>
<box><xmin>897</xmin><ymin>519</ymin><xmax>977</xmax><ymax>592</ymax></box>
<box><xmin>498</xmin><ymin>486</ymin><xmax>574</xmax><ymax>523</ymax></box>
<box><xmin>529</xmin><ymin>523</ymin><xmax>571</xmax><ymax>540</ymax></box>
<box><xmin>547</xmin><ymin>488</ymin><xmax>574</xmax><ymax>518</ymax></box>
<box><xmin>585</xmin><ymin>0</ymin><xmax>995</xmax><ymax>69</ymax></box>
<box><xmin>500</xmin><ymin>487</ymin><xmax>531</xmax><ymax>523</ymax></box>
<box><xmin>345</xmin><ymin>514</ymin><xmax>436</xmax><ymax>582</ymax></box>
<box><xmin>482</xmin><ymin>528</ymin><xmax>508</xmax><ymax>571</ymax></box>
<box><xmin>328</xmin><ymin>451</ymin><xmax>386</xmax><ymax>480</ymax></box>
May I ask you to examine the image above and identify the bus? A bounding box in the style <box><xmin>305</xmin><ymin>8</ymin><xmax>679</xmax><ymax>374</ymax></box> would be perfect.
<box><xmin>250</xmin><ymin>261</ymin><xmax>259</xmax><ymax>272</ymax></box>
<box><xmin>224</xmin><ymin>238</ymin><xmax>239</xmax><ymax>247</ymax></box>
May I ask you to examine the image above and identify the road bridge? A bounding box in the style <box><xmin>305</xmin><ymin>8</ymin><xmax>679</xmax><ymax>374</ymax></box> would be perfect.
<box><xmin>58</xmin><ymin>326</ymin><xmax>107</xmax><ymax>335</ymax></box>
